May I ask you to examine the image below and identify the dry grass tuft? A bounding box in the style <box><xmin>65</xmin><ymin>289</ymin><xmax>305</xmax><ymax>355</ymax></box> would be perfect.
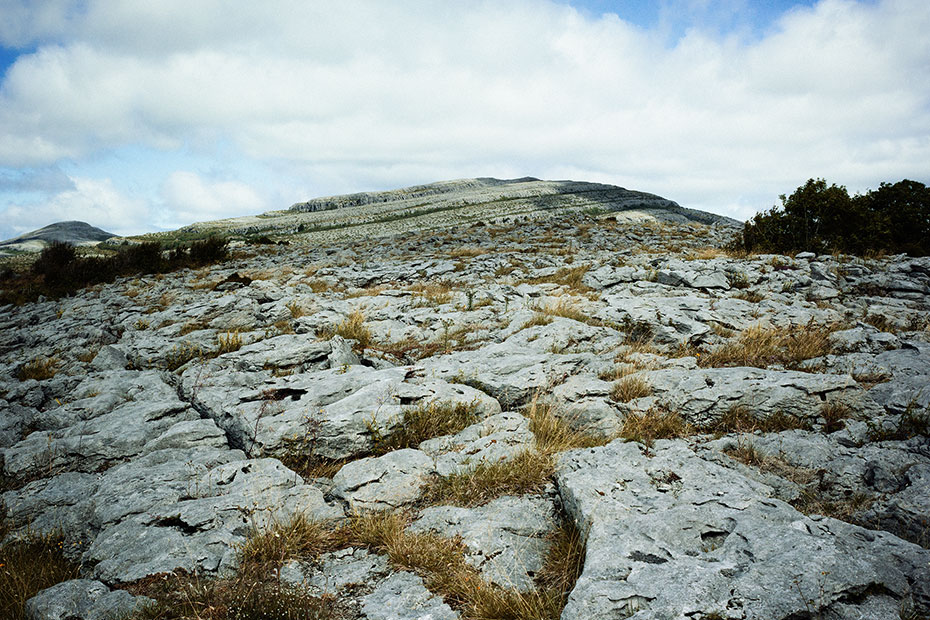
<box><xmin>734</xmin><ymin>290</ymin><xmax>766</xmax><ymax>303</ymax></box>
<box><xmin>16</xmin><ymin>357</ymin><xmax>60</xmax><ymax>381</ymax></box>
<box><xmin>347</xmin><ymin>511</ymin><xmax>581</xmax><ymax>620</ymax></box>
<box><xmin>217</xmin><ymin>330</ymin><xmax>243</xmax><ymax>354</ymax></box>
<box><xmin>533</xmin><ymin>297</ymin><xmax>592</xmax><ymax>324</ymax></box>
<box><xmin>285</xmin><ymin>300</ymin><xmax>307</xmax><ymax>318</ymax></box>
<box><xmin>238</xmin><ymin>513</ymin><xmax>342</xmax><ymax>574</ymax></box>
<box><xmin>706</xmin><ymin>406</ymin><xmax>811</xmax><ymax>435</ymax></box>
<box><xmin>374</xmin><ymin>401</ymin><xmax>480</xmax><ymax>455</ymax></box>
<box><xmin>609</xmin><ymin>375</ymin><xmax>652</xmax><ymax>403</ymax></box>
<box><xmin>522</xmin><ymin>313</ymin><xmax>554</xmax><ymax>330</ymax></box>
<box><xmin>421</xmin><ymin>450</ymin><xmax>553</xmax><ymax>508</ymax></box>
<box><xmin>409</xmin><ymin>282</ymin><xmax>455</xmax><ymax>306</ymax></box>
<box><xmin>523</xmin><ymin>265</ymin><xmax>591</xmax><ymax>292</ymax></box>
<box><xmin>525</xmin><ymin>398</ymin><xmax>605</xmax><ymax>454</ymax></box>
<box><xmin>698</xmin><ymin>322</ymin><xmax>836</xmax><ymax>370</ymax></box>
<box><xmin>619</xmin><ymin>409</ymin><xmax>694</xmax><ymax>447</ymax></box>
<box><xmin>820</xmin><ymin>401</ymin><xmax>854</xmax><ymax>434</ymax></box>
<box><xmin>0</xmin><ymin>530</ymin><xmax>82</xmax><ymax>620</ymax></box>
<box><xmin>336</xmin><ymin>310</ymin><xmax>372</xmax><ymax>350</ymax></box>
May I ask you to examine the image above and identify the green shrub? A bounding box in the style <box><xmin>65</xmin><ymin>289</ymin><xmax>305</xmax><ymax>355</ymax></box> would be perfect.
<box><xmin>736</xmin><ymin>178</ymin><xmax>930</xmax><ymax>256</ymax></box>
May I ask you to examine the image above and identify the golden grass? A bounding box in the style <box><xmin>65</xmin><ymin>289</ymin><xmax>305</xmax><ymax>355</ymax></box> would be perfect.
<box><xmin>346</xmin><ymin>511</ymin><xmax>582</xmax><ymax>620</ymax></box>
<box><xmin>609</xmin><ymin>375</ymin><xmax>652</xmax><ymax>403</ymax></box>
<box><xmin>618</xmin><ymin>409</ymin><xmax>694</xmax><ymax>447</ymax></box>
<box><xmin>285</xmin><ymin>300</ymin><xmax>307</xmax><ymax>318</ymax></box>
<box><xmin>421</xmin><ymin>450</ymin><xmax>553</xmax><ymax>507</ymax></box>
<box><xmin>534</xmin><ymin>297</ymin><xmax>591</xmax><ymax>324</ymax></box>
<box><xmin>217</xmin><ymin>330</ymin><xmax>243</xmax><ymax>354</ymax></box>
<box><xmin>706</xmin><ymin>405</ymin><xmax>812</xmax><ymax>435</ymax></box>
<box><xmin>733</xmin><ymin>290</ymin><xmax>766</xmax><ymax>303</ymax></box>
<box><xmin>522</xmin><ymin>265</ymin><xmax>591</xmax><ymax>292</ymax></box>
<box><xmin>374</xmin><ymin>401</ymin><xmax>481</xmax><ymax>455</ymax></box>
<box><xmin>0</xmin><ymin>530</ymin><xmax>82</xmax><ymax>620</ymax></box>
<box><xmin>178</xmin><ymin>319</ymin><xmax>209</xmax><ymax>335</ymax></box>
<box><xmin>408</xmin><ymin>282</ymin><xmax>455</xmax><ymax>306</ymax></box>
<box><xmin>16</xmin><ymin>357</ymin><xmax>59</xmax><ymax>381</ymax></box>
<box><xmin>336</xmin><ymin>310</ymin><xmax>372</xmax><ymax>350</ymax></box>
<box><xmin>698</xmin><ymin>322</ymin><xmax>836</xmax><ymax>370</ymax></box>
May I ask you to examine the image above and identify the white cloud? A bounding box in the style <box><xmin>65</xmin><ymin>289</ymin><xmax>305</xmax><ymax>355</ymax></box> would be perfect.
<box><xmin>1</xmin><ymin>0</ymin><xmax>928</xmax><ymax>230</ymax></box>
<box><xmin>157</xmin><ymin>171</ymin><xmax>267</xmax><ymax>229</ymax></box>
<box><xmin>2</xmin><ymin>176</ymin><xmax>149</xmax><ymax>238</ymax></box>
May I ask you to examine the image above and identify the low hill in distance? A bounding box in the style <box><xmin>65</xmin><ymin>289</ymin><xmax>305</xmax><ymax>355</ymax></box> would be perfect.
<box><xmin>0</xmin><ymin>221</ymin><xmax>115</xmax><ymax>255</ymax></box>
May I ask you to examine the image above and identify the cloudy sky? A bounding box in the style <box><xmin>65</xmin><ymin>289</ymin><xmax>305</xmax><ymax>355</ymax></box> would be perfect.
<box><xmin>1</xmin><ymin>0</ymin><xmax>928</xmax><ymax>240</ymax></box>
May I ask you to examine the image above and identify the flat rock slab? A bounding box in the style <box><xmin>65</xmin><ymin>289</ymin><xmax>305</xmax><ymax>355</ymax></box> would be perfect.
<box><xmin>361</xmin><ymin>571</ymin><xmax>459</xmax><ymax>620</ymax></box>
<box><xmin>555</xmin><ymin>439</ymin><xmax>930</xmax><ymax>619</ymax></box>
<box><xmin>633</xmin><ymin>366</ymin><xmax>881</xmax><ymax>427</ymax></box>
<box><xmin>332</xmin><ymin>448</ymin><xmax>435</xmax><ymax>513</ymax></box>
<box><xmin>281</xmin><ymin>547</ymin><xmax>391</xmax><ymax>596</ymax></box>
<box><xmin>409</xmin><ymin>495</ymin><xmax>557</xmax><ymax>592</ymax></box>
<box><xmin>182</xmin><ymin>363</ymin><xmax>499</xmax><ymax>459</ymax></box>
<box><xmin>418</xmin><ymin>411</ymin><xmax>535</xmax><ymax>476</ymax></box>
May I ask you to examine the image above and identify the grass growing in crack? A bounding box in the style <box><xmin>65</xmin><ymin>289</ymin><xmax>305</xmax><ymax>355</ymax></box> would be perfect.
<box><xmin>609</xmin><ymin>375</ymin><xmax>652</xmax><ymax>403</ymax></box>
<box><xmin>0</xmin><ymin>530</ymin><xmax>82</xmax><ymax>620</ymax></box>
<box><xmin>15</xmin><ymin>357</ymin><xmax>59</xmax><ymax>381</ymax></box>
<box><xmin>373</xmin><ymin>401</ymin><xmax>480</xmax><ymax>455</ymax></box>
<box><xmin>237</xmin><ymin>513</ymin><xmax>342</xmax><ymax>573</ymax></box>
<box><xmin>698</xmin><ymin>322</ymin><xmax>836</xmax><ymax>370</ymax></box>
<box><xmin>348</xmin><ymin>511</ymin><xmax>582</xmax><ymax>620</ymax></box>
<box><xmin>421</xmin><ymin>450</ymin><xmax>553</xmax><ymax>507</ymax></box>
<box><xmin>335</xmin><ymin>309</ymin><xmax>372</xmax><ymax>350</ymax></box>
<box><xmin>217</xmin><ymin>330</ymin><xmax>243</xmax><ymax>354</ymax></box>
<box><xmin>522</xmin><ymin>265</ymin><xmax>591</xmax><ymax>293</ymax></box>
<box><xmin>421</xmin><ymin>399</ymin><xmax>604</xmax><ymax>508</ymax></box>
<box><xmin>868</xmin><ymin>402</ymin><xmax>930</xmax><ymax>441</ymax></box>
<box><xmin>820</xmin><ymin>401</ymin><xmax>854</xmax><ymax>434</ymax></box>
<box><xmin>618</xmin><ymin>409</ymin><xmax>693</xmax><ymax>447</ymax></box>
<box><xmin>723</xmin><ymin>441</ymin><xmax>876</xmax><ymax>523</ymax></box>
<box><xmin>705</xmin><ymin>405</ymin><xmax>812</xmax><ymax>435</ymax></box>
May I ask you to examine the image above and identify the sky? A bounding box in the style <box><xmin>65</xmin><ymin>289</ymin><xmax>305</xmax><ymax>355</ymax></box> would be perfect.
<box><xmin>1</xmin><ymin>0</ymin><xmax>928</xmax><ymax>240</ymax></box>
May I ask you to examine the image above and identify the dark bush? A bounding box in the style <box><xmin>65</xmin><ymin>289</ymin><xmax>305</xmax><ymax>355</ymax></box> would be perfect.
<box><xmin>118</xmin><ymin>241</ymin><xmax>165</xmax><ymax>274</ymax></box>
<box><xmin>189</xmin><ymin>237</ymin><xmax>228</xmax><ymax>265</ymax></box>
<box><xmin>2</xmin><ymin>235</ymin><xmax>230</xmax><ymax>304</ymax></box>
<box><xmin>737</xmin><ymin>178</ymin><xmax>930</xmax><ymax>256</ymax></box>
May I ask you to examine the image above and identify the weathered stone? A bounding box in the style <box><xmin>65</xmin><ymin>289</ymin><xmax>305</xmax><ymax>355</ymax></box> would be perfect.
<box><xmin>361</xmin><ymin>571</ymin><xmax>459</xmax><ymax>620</ymax></box>
<box><xmin>25</xmin><ymin>579</ymin><xmax>151</xmax><ymax>620</ymax></box>
<box><xmin>419</xmin><ymin>412</ymin><xmax>535</xmax><ymax>476</ymax></box>
<box><xmin>409</xmin><ymin>495</ymin><xmax>557</xmax><ymax>591</ymax></box>
<box><xmin>332</xmin><ymin>449</ymin><xmax>434</xmax><ymax>513</ymax></box>
<box><xmin>556</xmin><ymin>439</ymin><xmax>930</xmax><ymax>619</ymax></box>
<box><xmin>632</xmin><ymin>367</ymin><xmax>881</xmax><ymax>427</ymax></box>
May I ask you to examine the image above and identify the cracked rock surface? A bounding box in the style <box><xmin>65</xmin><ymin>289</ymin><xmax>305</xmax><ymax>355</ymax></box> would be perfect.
<box><xmin>2</xmin><ymin>181</ymin><xmax>929</xmax><ymax>618</ymax></box>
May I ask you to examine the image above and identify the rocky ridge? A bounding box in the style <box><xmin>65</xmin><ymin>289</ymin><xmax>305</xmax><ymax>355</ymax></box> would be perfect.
<box><xmin>1</xmin><ymin>189</ymin><xmax>929</xmax><ymax>619</ymax></box>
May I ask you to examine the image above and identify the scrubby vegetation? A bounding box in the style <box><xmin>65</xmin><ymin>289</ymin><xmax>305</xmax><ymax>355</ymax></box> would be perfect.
<box><xmin>0</xmin><ymin>530</ymin><xmax>82</xmax><ymax>620</ymax></box>
<box><xmin>0</xmin><ymin>237</ymin><xmax>228</xmax><ymax>304</ymax></box>
<box><xmin>736</xmin><ymin>178</ymin><xmax>930</xmax><ymax>256</ymax></box>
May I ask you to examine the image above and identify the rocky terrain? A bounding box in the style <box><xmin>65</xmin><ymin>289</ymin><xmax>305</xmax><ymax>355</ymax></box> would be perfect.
<box><xmin>1</xmin><ymin>179</ymin><xmax>929</xmax><ymax>619</ymax></box>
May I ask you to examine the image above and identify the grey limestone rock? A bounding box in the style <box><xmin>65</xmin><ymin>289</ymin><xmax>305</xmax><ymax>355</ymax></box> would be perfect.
<box><xmin>556</xmin><ymin>439</ymin><xmax>930</xmax><ymax>619</ymax></box>
<box><xmin>418</xmin><ymin>411</ymin><xmax>535</xmax><ymax>476</ymax></box>
<box><xmin>25</xmin><ymin>578</ymin><xmax>151</xmax><ymax>620</ymax></box>
<box><xmin>633</xmin><ymin>366</ymin><xmax>881</xmax><ymax>427</ymax></box>
<box><xmin>281</xmin><ymin>547</ymin><xmax>391</xmax><ymax>595</ymax></box>
<box><xmin>361</xmin><ymin>571</ymin><xmax>459</xmax><ymax>620</ymax></box>
<box><xmin>181</xmin><ymin>363</ymin><xmax>499</xmax><ymax>460</ymax></box>
<box><xmin>409</xmin><ymin>495</ymin><xmax>557</xmax><ymax>592</ymax></box>
<box><xmin>332</xmin><ymin>448</ymin><xmax>435</xmax><ymax>513</ymax></box>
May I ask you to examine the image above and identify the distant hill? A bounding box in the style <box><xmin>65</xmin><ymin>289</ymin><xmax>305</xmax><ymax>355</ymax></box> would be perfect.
<box><xmin>170</xmin><ymin>178</ymin><xmax>739</xmax><ymax>244</ymax></box>
<box><xmin>0</xmin><ymin>221</ymin><xmax>116</xmax><ymax>254</ymax></box>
